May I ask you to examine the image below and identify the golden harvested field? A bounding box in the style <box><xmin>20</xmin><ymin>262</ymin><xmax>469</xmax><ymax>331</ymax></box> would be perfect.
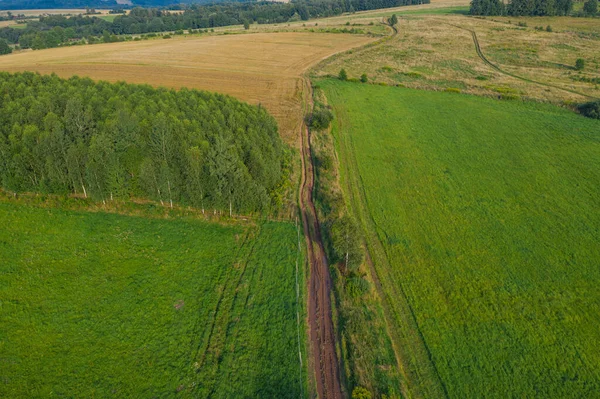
<box><xmin>316</xmin><ymin>13</ymin><xmax>600</xmax><ymax>103</ymax></box>
<box><xmin>0</xmin><ymin>20</ymin><xmax>18</xmax><ymax>27</ymax></box>
<box><xmin>0</xmin><ymin>32</ymin><xmax>374</xmax><ymax>144</ymax></box>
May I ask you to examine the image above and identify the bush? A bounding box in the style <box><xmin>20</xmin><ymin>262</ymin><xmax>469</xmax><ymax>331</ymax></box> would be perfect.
<box><xmin>546</xmin><ymin>25</ymin><xmax>553</xmax><ymax>32</ymax></box>
<box><xmin>575</xmin><ymin>58</ymin><xmax>585</xmax><ymax>71</ymax></box>
<box><xmin>360</xmin><ymin>73</ymin><xmax>368</xmax><ymax>83</ymax></box>
<box><xmin>352</xmin><ymin>387</ymin><xmax>372</xmax><ymax>399</ymax></box>
<box><xmin>345</xmin><ymin>276</ymin><xmax>370</xmax><ymax>298</ymax></box>
<box><xmin>307</xmin><ymin>104</ymin><xmax>333</xmax><ymax>130</ymax></box>
<box><xmin>163</xmin><ymin>35</ymin><xmax>172</xmax><ymax>39</ymax></box>
<box><xmin>578</xmin><ymin>100</ymin><xmax>600</xmax><ymax>119</ymax></box>
<box><xmin>338</xmin><ymin>68</ymin><xmax>348</xmax><ymax>81</ymax></box>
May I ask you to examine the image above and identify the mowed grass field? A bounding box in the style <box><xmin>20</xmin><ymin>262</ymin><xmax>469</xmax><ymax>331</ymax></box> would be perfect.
<box><xmin>321</xmin><ymin>80</ymin><xmax>600</xmax><ymax>397</ymax></box>
<box><xmin>0</xmin><ymin>201</ymin><xmax>305</xmax><ymax>398</ymax></box>
<box><xmin>0</xmin><ymin>32</ymin><xmax>374</xmax><ymax>144</ymax></box>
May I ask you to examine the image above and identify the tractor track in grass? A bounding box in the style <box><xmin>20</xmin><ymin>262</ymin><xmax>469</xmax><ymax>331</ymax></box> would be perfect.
<box><xmin>194</xmin><ymin>227</ymin><xmax>258</xmax><ymax>370</ymax></box>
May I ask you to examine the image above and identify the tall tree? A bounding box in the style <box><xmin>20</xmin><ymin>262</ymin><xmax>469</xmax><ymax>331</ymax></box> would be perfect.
<box><xmin>186</xmin><ymin>144</ymin><xmax>209</xmax><ymax>213</ymax></box>
<box><xmin>584</xmin><ymin>0</ymin><xmax>598</xmax><ymax>14</ymax></box>
<box><xmin>148</xmin><ymin>113</ymin><xmax>176</xmax><ymax>208</ymax></box>
<box><xmin>208</xmin><ymin>135</ymin><xmax>243</xmax><ymax>217</ymax></box>
<box><xmin>0</xmin><ymin>39</ymin><xmax>12</xmax><ymax>55</ymax></box>
<box><xmin>330</xmin><ymin>214</ymin><xmax>364</xmax><ymax>272</ymax></box>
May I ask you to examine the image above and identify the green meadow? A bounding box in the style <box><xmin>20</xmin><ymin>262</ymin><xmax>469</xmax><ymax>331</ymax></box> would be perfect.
<box><xmin>0</xmin><ymin>201</ymin><xmax>305</xmax><ymax>398</ymax></box>
<box><xmin>321</xmin><ymin>79</ymin><xmax>600</xmax><ymax>397</ymax></box>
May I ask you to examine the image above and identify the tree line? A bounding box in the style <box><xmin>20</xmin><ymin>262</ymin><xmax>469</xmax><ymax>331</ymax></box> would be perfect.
<box><xmin>470</xmin><ymin>0</ymin><xmax>597</xmax><ymax>15</ymax></box>
<box><xmin>0</xmin><ymin>72</ymin><xmax>288</xmax><ymax>214</ymax></box>
<box><xmin>0</xmin><ymin>0</ymin><xmax>430</xmax><ymax>50</ymax></box>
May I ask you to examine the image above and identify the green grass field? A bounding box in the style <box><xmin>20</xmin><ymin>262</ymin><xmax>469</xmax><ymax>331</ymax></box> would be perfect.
<box><xmin>395</xmin><ymin>6</ymin><xmax>469</xmax><ymax>15</ymax></box>
<box><xmin>320</xmin><ymin>79</ymin><xmax>600</xmax><ymax>397</ymax></box>
<box><xmin>98</xmin><ymin>15</ymin><xmax>117</xmax><ymax>22</ymax></box>
<box><xmin>0</xmin><ymin>201</ymin><xmax>305</xmax><ymax>398</ymax></box>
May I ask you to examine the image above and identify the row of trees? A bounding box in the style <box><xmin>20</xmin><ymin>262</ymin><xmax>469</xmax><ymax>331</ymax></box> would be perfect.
<box><xmin>0</xmin><ymin>72</ymin><xmax>288</xmax><ymax>214</ymax></box>
<box><xmin>0</xmin><ymin>0</ymin><xmax>431</xmax><ymax>49</ymax></box>
<box><xmin>308</xmin><ymin>98</ymin><xmax>366</xmax><ymax>290</ymax></box>
<box><xmin>470</xmin><ymin>0</ymin><xmax>597</xmax><ymax>15</ymax></box>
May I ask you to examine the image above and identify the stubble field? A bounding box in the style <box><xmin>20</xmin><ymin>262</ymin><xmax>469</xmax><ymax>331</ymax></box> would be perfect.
<box><xmin>0</xmin><ymin>32</ymin><xmax>374</xmax><ymax>144</ymax></box>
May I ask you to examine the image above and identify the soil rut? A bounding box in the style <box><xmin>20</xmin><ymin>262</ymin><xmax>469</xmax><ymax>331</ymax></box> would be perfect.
<box><xmin>299</xmin><ymin>76</ymin><xmax>343</xmax><ymax>399</ymax></box>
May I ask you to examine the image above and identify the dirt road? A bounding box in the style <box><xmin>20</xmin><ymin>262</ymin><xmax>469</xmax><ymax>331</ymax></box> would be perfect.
<box><xmin>299</xmin><ymin>77</ymin><xmax>343</xmax><ymax>399</ymax></box>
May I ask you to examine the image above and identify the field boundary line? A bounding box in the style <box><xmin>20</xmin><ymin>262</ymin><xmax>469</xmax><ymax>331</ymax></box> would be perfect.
<box><xmin>448</xmin><ymin>23</ymin><xmax>597</xmax><ymax>101</ymax></box>
<box><xmin>295</xmin><ymin>217</ymin><xmax>305</xmax><ymax>399</ymax></box>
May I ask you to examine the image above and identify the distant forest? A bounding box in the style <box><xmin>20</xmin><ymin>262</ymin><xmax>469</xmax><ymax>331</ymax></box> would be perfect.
<box><xmin>470</xmin><ymin>0</ymin><xmax>597</xmax><ymax>16</ymax></box>
<box><xmin>0</xmin><ymin>72</ymin><xmax>288</xmax><ymax>213</ymax></box>
<box><xmin>0</xmin><ymin>0</ymin><xmax>218</xmax><ymax>10</ymax></box>
<box><xmin>0</xmin><ymin>0</ymin><xmax>429</xmax><ymax>49</ymax></box>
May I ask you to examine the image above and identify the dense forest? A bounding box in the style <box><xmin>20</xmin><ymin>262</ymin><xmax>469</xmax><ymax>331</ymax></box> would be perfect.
<box><xmin>0</xmin><ymin>0</ymin><xmax>118</xmax><ymax>10</ymax></box>
<box><xmin>0</xmin><ymin>72</ymin><xmax>288</xmax><ymax>214</ymax></box>
<box><xmin>0</xmin><ymin>0</ymin><xmax>228</xmax><ymax>10</ymax></box>
<box><xmin>470</xmin><ymin>0</ymin><xmax>597</xmax><ymax>15</ymax></box>
<box><xmin>0</xmin><ymin>0</ymin><xmax>430</xmax><ymax>49</ymax></box>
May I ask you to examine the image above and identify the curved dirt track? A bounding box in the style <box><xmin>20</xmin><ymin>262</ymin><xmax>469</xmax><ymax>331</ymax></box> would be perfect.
<box><xmin>299</xmin><ymin>77</ymin><xmax>343</xmax><ymax>399</ymax></box>
<box><xmin>449</xmin><ymin>24</ymin><xmax>597</xmax><ymax>101</ymax></box>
